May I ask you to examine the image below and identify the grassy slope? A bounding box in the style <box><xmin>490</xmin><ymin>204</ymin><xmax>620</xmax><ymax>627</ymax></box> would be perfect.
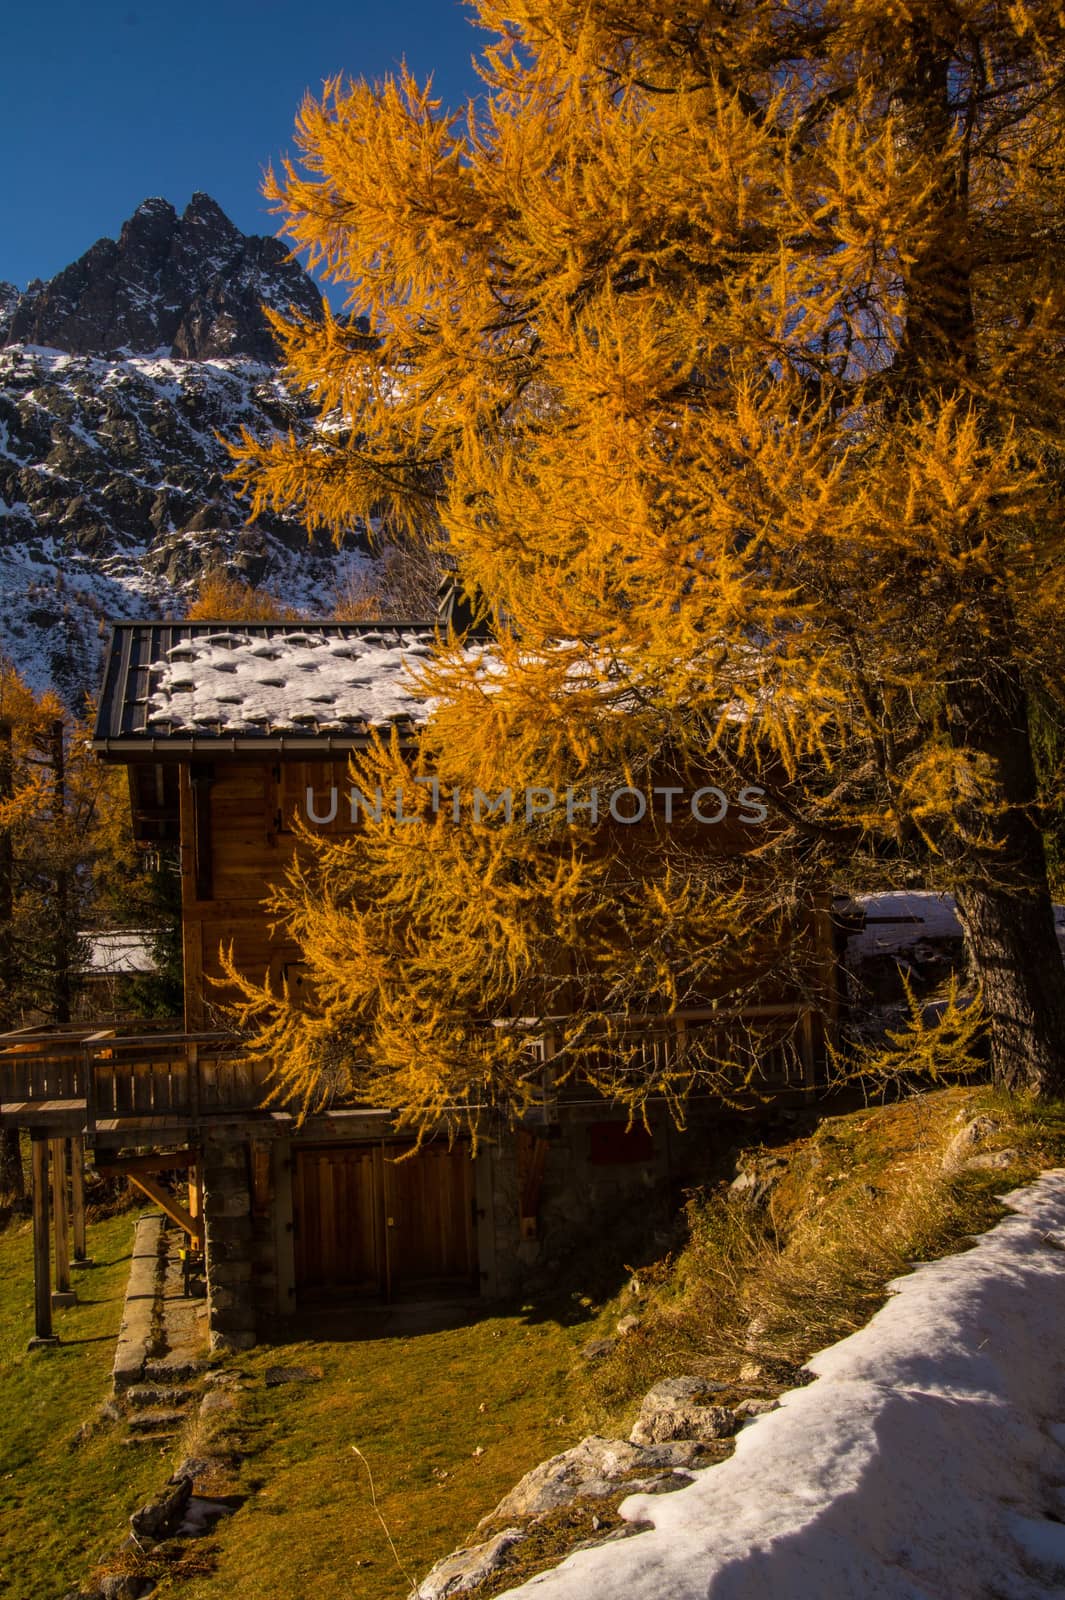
<box><xmin>177</xmin><ymin>1313</ymin><xmax>585</xmax><ymax>1600</ymax></box>
<box><xmin>6</xmin><ymin>1086</ymin><xmax>1065</xmax><ymax>1600</ymax></box>
<box><xmin>0</xmin><ymin>1208</ymin><xmax>163</xmax><ymax>1600</ymax></box>
<box><xmin>582</xmin><ymin>1085</ymin><xmax>1065</xmax><ymax>1430</ymax></box>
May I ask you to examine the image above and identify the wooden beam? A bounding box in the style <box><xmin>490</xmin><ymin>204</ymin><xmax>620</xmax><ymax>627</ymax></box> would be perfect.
<box><xmin>29</xmin><ymin>1136</ymin><xmax>56</xmax><ymax>1346</ymax></box>
<box><xmin>127</xmin><ymin>1173</ymin><xmax>204</xmax><ymax>1249</ymax></box>
<box><xmin>50</xmin><ymin>1137</ymin><xmax>75</xmax><ymax>1303</ymax></box>
<box><xmin>70</xmin><ymin>1135</ymin><xmax>88</xmax><ymax>1264</ymax></box>
<box><xmin>94</xmin><ymin>1148</ymin><xmax>199</xmax><ymax>1178</ymax></box>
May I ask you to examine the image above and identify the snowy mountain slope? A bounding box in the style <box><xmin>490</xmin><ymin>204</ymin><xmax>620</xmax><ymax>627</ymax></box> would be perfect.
<box><xmin>0</xmin><ymin>198</ymin><xmax>371</xmax><ymax>701</ymax></box>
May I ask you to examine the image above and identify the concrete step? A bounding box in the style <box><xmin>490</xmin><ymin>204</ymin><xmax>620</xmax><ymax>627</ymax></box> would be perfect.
<box><xmin>128</xmin><ymin>1409</ymin><xmax>188</xmax><ymax>1434</ymax></box>
<box><xmin>125</xmin><ymin>1384</ymin><xmax>193</xmax><ymax>1410</ymax></box>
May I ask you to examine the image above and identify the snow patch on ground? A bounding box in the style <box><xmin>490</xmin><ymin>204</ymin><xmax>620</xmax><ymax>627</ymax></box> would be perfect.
<box><xmin>500</xmin><ymin>1172</ymin><xmax>1065</xmax><ymax>1600</ymax></box>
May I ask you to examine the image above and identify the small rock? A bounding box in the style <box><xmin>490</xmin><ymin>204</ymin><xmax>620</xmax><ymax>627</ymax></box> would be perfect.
<box><xmin>263</xmin><ymin>1365</ymin><xmax>321</xmax><ymax>1387</ymax></box>
<box><xmin>942</xmin><ymin>1116</ymin><xmax>1001</xmax><ymax>1169</ymax></box>
<box><xmin>199</xmin><ymin>1391</ymin><xmax>237</xmax><ymax>1416</ymax></box>
<box><xmin>630</xmin><ymin>1404</ymin><xmax>736</xmax><ymax>1447</ymax></box>
<box><xmin>962</xmin><ymin>1148</ymin><xmax>1019</xmax><ymax>1172</ymax></box>
<box><xmin>415</xmin><ymin>1527</ymin><xmax>526</xmax><ymax>1598</ymax></box>
<box><xmin>729</xmin><ymin>1161</ymin><xmax>787</xmax><ymax>1208</ymax></box>
<box><xmin>99</xmin><ymin>1573</ymin><xmax>152</xmax><ymax>1599</ymax></box>
<box><xmin>734</xmin><ymin>1397</ymin><xmax>780</xmax><ymax>1419</ymax></box>
<box><xmin>579</xmin><ymin>1337</ymin><xmax>616</xmax><ymax>1362</ymax></box>
<box><xmin>630</xmin><ymin>1374</ymin><xmax>735</xmax><ymax>1447</ymax></box>
<box><xmin>616</xmin><ymin>1315</ymin><xmax>641</xmax><ymax>1337</ymax></box>
<box><xmin>640</xmin><ymin>1376</ymin><xmax>726</xmax><ymax>1407</ymax></box>
<box><xmin>129</xmin><ymin>1473</ymin><xmax>193</xmax><ymax>1540</ymax></box>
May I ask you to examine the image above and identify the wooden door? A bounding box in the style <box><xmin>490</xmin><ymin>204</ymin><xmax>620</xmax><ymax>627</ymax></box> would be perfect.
<box><xmin>292</xmin><ymin>1141</ymin><xmax>477</xmax><ymax>1301</ymax></box>
<box><xmin>293</xmin><ymin>1145</ymin><xmax>384</xmax><ymax>1298</ymax></box>
<box><xmin>383</xmin><ymin>1142</ymin><xmax>477</xmax><ymax>1296</ymax></box>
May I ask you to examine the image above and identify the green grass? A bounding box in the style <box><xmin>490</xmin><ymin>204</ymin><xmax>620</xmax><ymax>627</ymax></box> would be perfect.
<box><xmin>175</xmin><ymin>1311</ymin><xmax>587</xmax><ymax>1600</ymax></box>
<box><xmin>7</xmin><ymin>1086</ymin><xmax>1065</xmax><ymax>1600</ymax></box>
<box><xmin>0</xmin><ymin>1207</ymin><xmax>164</xmax><ymax>1600</ymax></box>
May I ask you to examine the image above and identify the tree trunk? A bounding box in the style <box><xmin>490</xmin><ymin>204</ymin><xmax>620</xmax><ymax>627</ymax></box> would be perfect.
<box><xmin>0</xmin><ymin>1131</ymin><xmax>24</xmax><ymax>1200</ymax></box>
<box><xmin>948</xmin><ymin>664</ymin><xmax>1065</xmax><ymax>1096</ymax></box>
<box><xmin>955</xmin><ymin>881</ymin><xmax>1065</xmax><ymax>1096</ymax></box>
<box><xmin>0</xmin><ymin>719</ymin><xmax>23</xmax><ymax>1198</ymax></box>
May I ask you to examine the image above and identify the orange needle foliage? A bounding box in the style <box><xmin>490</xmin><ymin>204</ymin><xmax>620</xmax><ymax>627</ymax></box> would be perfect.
<box><xmin>226</xmin><ymin>1</ymin><xmax>1065</xmax><ymax>1122</ymax></box>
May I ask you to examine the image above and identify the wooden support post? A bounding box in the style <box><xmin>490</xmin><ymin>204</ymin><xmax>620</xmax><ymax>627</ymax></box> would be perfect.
<box><xmin>70</xmin><ymin>1135</ymin><xmax>91</xmax><ymax>1266</ymax></box>
<box><xmin>50</xmin><ymin>1137</ymin><xmax>75</xmax><ymax>1305</ymax></box>
<box><xmin>28</xmin><ymin>1134</ymin><xmax>57</xmax><ymax>1347</ymax></box>
<box><xmin>188</xmin><ymin>1158</ymin><xmax>203</xmax><ymax>1228</ymax></box>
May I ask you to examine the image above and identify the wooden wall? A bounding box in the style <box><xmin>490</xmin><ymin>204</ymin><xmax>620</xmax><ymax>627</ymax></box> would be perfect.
<box><xmin>178</xmin><ymin>756</ymin><xmax>837</xmax><ymax>1032</ymax></box>
<box><xmin>179</xmin><ymin>759</ymin><xmax>356</xmax><ymax>1028</ymax></box>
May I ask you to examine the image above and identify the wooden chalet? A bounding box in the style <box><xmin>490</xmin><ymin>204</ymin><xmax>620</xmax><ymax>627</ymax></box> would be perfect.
<box><xmin>2</xmin><ymin>620</ymin><xmax>836</xmax><ymax>1351</ymax></box>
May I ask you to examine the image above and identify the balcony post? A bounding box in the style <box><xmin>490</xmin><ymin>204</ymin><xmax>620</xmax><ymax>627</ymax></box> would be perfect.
<box><xmin>50</xmin><ymin>1137</ymin><xmax>76</xmax><ymax>1306</ymax></box>
<box><xmin>28</xmin><ymin>1132</ymin><xmax>58</xmax><ymax>1348</ymax></box>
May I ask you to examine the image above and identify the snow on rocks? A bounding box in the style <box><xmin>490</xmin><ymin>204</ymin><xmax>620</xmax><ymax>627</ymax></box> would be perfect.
<box><xmin>494</xmin><ymin>1171</ymin><xmax>1065</xmax><ymax>1600</ymax></box>
<box><xmin>478</xmin><ymin>1435</ymin><xmax>708</xmax><ymax>1527</ymax></box>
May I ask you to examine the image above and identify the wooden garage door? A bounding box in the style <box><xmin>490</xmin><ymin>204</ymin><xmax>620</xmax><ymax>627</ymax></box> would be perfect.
<box><xmin>293</xmin><ymin>1141</ymin><xmax>477</xmax><ymax>1301</ymax></box>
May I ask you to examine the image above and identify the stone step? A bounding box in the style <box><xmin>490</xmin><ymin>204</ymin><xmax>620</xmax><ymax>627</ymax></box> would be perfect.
<box><xmin>128</xmin><ymin>1409</ymin><xmax>188</xmax><ymax>1434</ymax></box>
<box><xmin>143</xmin><ymin>1358</ymin><xmax>210</xmax><ymax>1384</ymax></box>
<box><xmin>124</xmin><ymin>1384</ymin><xmax>193</xmax><ymax>1410</ymax></box>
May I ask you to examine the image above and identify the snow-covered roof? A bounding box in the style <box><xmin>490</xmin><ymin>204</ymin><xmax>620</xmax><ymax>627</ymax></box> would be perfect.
<box><xmin>843</xmin><ymin>891</ymin><xmax>1065</xmax><ymax>961</ymax></box>
<box><xmin>83</xmin><ymin>930</ymin><xmax>156</xmax><ymax>976</ymax></box>
<box><xmin>93</xmin><ymin>620</ymin><xmax>454</xmax><ymax>755</ymax></box>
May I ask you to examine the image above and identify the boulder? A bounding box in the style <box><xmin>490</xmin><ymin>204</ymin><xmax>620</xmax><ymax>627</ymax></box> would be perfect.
<box><xmin>478</xmin><ymin>1435</ymin><xmax>704</xmax><ymax>1527</ymax></box>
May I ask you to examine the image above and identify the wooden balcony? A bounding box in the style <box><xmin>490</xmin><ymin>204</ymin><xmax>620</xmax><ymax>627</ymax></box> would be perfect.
<box><xmin>0</xmin><ymin>1025</ymin><xmax>270</xmax><ymax>1139</ymax></box>
<box><xmin>519</xmin><ymin>1002</ymin><xmax>820</xmax><ymax>1102</ymax></box>
<box><xmin>1</xmin><ymin>1001</ymin><xmax>821</xmax><ymax>1147</ymax></box>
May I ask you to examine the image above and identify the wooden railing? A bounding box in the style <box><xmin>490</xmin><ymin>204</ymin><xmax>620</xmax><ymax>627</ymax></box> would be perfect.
<box><xmin>519</xmin><ymin>1003</ymin><xmax>820</xmax><ymax>1100</ymax></box>
<box><xmin>1</xmin><ymin>1001</ymin><xmax>821</xmax><ymax>1133</ymax></box>
<box><xmin>0</xmin><ymin>1027</ymin><xmax>271</xmax><ymax>1131</ymax></box>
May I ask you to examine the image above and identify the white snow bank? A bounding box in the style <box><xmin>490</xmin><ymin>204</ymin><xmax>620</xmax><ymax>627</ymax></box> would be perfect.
<box><xmin>501</xmin><ymin>1172</ymin><xmax>1065</xmax><ymax>1600</ymax></box>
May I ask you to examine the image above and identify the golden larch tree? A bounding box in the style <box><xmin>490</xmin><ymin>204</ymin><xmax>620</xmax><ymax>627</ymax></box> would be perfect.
<box><xmin>227</xmin><ymin>0</ymin><xmax>1065</xmax><ymax>1118</ymax></box>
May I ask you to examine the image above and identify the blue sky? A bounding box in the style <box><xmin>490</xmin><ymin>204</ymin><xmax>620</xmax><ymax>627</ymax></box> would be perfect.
<box><xmin>2</xmin><ymin>1</ymin><xmax>484</xmax><ymax>295</ymax></box>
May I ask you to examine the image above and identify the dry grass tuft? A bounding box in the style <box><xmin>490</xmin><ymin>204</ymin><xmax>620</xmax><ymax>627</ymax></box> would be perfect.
<box><xmin>585</xmin><ymin>1086</ymin><xmax>1065</xmax><ymax>1428</ymax></box>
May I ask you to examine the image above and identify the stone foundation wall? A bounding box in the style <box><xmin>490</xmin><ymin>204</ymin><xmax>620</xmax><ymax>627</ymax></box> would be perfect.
<box><xmin>485</xmin><ymin>1108</ymin><xmax>699</xmax><ymax>1298</ymax></box>
<box><xmin>201</xmin><ymin>1135</ymin><xmax>256</xmax><ymax>1352</ymax></box>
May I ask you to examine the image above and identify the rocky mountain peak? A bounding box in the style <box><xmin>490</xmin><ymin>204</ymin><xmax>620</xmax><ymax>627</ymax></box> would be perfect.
<box><xmin>3</xmin><ymin>194</ymin><xmax>323</xmax><ymax>361</ymax></box>
<box><xmin>0</xmin><ymin>281</ymin><xmax>18</xmax><ymax>343</ymax></box>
